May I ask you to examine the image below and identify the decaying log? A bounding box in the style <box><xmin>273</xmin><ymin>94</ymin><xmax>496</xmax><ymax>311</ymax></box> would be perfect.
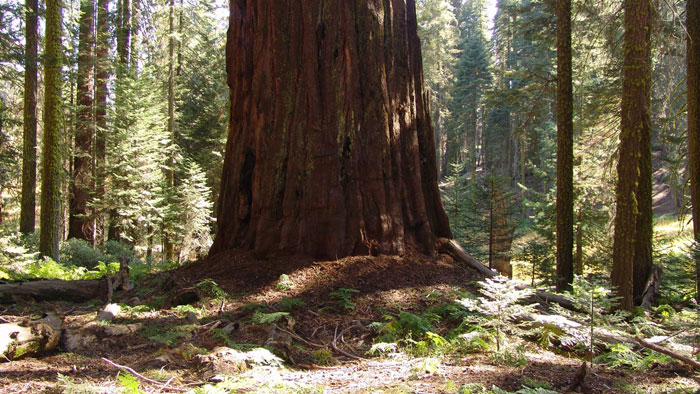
<box><xmin>0</xmin><ymin>313</ymin><xmax>63</xmax><ymax>360</ymax></box>
<box><xmin>0</xmin><ymin>260</ymin><xmax>132</xmax><ymax>304</ymax></box>
<box><xmin>640</xmin><ymin>265</ymin><xmax>662</xmax><ymax>309</ymax></box>
<box><xmin>0</xmin><ymin>278</ymin><xmax>109</xmax><ymax>304</ymax></box>
<box><xmin>439</xmin><ymin>238</ymin><xmax>579</xmax><ymax>311</ymax></box>
<box><xmin>635</xmin><ymin>337</ymin><xmax>700</xmax><ymax>370</ymax></box>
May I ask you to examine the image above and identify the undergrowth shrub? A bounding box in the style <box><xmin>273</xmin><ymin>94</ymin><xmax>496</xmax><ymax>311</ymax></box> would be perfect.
<box><xmin>457</xmin><ymin>276</ymin><xmax>536</xmax><ymax>351</ymax></box>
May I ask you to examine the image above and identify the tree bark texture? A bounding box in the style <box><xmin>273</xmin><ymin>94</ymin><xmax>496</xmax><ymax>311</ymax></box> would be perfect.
<box><xmin>211</xmin><ymin>0</ymin><xmax>452</xmax><ymax>259</ymax></box>
<box><xmin>612</xmin><ymin>0</ymin><xmax>652</xmax><ymax>311</ymax></box>
<box><xmin>40</xmin><ymin>0</ymin><xmax>63</xmax><ymax>261</ymax></box>
<box><xmin>687</xmin><ymin>0</ymin><xmax>700</xmax><ymax>299</ymax></box>
<box><xmin>20</xmin><ymin>0</ymin><xmax>39</xmax><ymax>234</ymax></box>
<box><xmin>556</xmin><ymin>0</ymin><xmax>574</xmax><ymax>292</ymax></box>
<box><xmin>69</xmin><ymin>0</ymin><xmax>96</xmax><ymax>242</ymax></box>
<box><xmin>94</xmin><ymin>0</ymin><xmax>110</xmax><ymax>244</ymax></box>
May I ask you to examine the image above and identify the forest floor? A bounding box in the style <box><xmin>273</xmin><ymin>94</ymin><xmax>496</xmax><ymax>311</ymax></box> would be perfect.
<box><xmin>1</xmin><ymin>250</ymin><xmax>699</xmax><ymax>393</ymax></box>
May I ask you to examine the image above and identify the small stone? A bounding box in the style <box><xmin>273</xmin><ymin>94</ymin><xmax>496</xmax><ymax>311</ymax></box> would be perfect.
<box><xmin>222</xmin><ymin>322</ymin><xmax>238</xmax><ymax>334</ymax></box>
<box><xmin>127</xmin><ymin>297</ymin><xmax>141</xmax><ymax>306</ymax></box>
<box><xmin>102</xmin><ymin>323</ymin><xmax>142</xmax><ymax>336</ymax></box>
<box><xmin>185</xmin><ymin>311</ymin><xmax>199</xmax><ymax>325</ymax></box>
<box><xmin>96</xmin><ymin>303</ymin><xmax>121</xmax><ymax>322</ymax></box>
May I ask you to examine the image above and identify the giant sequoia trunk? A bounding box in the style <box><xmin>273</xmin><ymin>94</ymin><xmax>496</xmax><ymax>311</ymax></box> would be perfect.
<box><xmin>211</xmin><ymin>0</ymin><xmax>452</xmax><ymax>259</ymax></box>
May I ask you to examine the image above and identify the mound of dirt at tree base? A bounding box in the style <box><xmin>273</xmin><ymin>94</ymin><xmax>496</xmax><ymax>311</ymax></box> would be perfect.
<box><xmin>176</xmin><ymin>249</ymin><xmax>482</xmax><ymax>299</ymax></box>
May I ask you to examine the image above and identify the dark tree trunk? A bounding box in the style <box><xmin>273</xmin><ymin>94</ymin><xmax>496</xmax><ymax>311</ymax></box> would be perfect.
<box><xmin>69</xmin><ymin>0</ymin><xmax>96</xmax><ymax>242</ymax></box>
<box><xmin>94</xmin><ymin>0</ymin><xmax>110</xmax><ymax>244</ymax></box>
<box><xmin>688</xmin><ymin>0</ymin><xmax>700</xmax><ymax>299</ymax></box>
<box><xmin>211</xmin><ymin>0</ymin><xmax>452</xmax><ymax>259</ymax></box>
<box><xmin>20</xmin><ymin>0</ymin><xmax>39</xmax><ymax>234</ymax></box>
<box><xmin>117</xmin><ymin>0</ymin><xmax>130</xmax><ymax>68</ymax></box>
<box><xmin>109</xmin><ymin>0</ymin><xmax>131</xmax><ymax>242</ymax></box>
<box><xmin>612</xmin><ymin>0</ymin><xmax>652</xmax><ymax>311</ymax></box>
<box><xmin>556</xmin><ymin>0</ymin><xmax>574</xmax><ymax>292</ymax></box>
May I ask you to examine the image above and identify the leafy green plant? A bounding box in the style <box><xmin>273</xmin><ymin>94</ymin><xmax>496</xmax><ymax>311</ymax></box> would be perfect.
<box><xmin>56</xmin><ymin>373</ymin><xmax>104</xmax><ymax>394</ymax></box>
<box><xmin>330</xmin><ymin>288</ymin><xmax>359</xmax><ymax>311</ymax></box>
<box><xmin>172</xmin><ymin>304</ymin><xmax>202</xmax><ymax>317</ymax></box>
<box><xmin>117</xmin><ymin>372</ymin><xmax>146</xmax><ymax>394</ymax></box>
<box><xmin>311</xmin><ymin>349</ymin><xmax>334</xmax><ymax>366</ymax></box>
<box><xmin>457</xmin><ymin>276</ymin><xmax>536</xmax><ymax>351</ymax></box>
<box><xmin>250</xmin><ymin>310</ymin><xmax>289</xmax><ymax>325</ymax></box>
<box><xmin>276</xmin><ymin>274</ymin><xmax>294</xmax><ymax>291</ymax></box>
<box><xmin>489</xmin><ymin>345</ymin><xmax>528</xmax><ymax>367</ymax></box>
<box><xmin>367</xmin><ymin>342</ymin><xmax>399</xmax><ymax>356</ymax></box>
<box><xmin>24</xmin><ymin>258</ymin><xmax>119</xmax><ymax>280</ymax></box>
<box><xmin>195</xmin><ymin>278</ymin><xmax>227</xmax><ymax>299</ymax></box>
<box><xmin>562</xmin><ymin>275</ymin><xmax>626</xmax><ymax>363</ymax></box>
<box><xmin>277</xmin><ymin>297</ymin><xmax>305</xmax><ymax>311</ymax></box>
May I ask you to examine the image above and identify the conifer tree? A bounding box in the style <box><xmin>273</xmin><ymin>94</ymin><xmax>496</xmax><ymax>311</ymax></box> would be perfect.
<box><xmin>687</xmin><ymin>0</ymin><xmax>700</xmax><ymax>298</ymax></box>
<box><xmin>20</xmin><ymin>0</ymin><xmax>38</xmax><ymax>234</ymax></box>
<box><xmin>612</xmin><ymin>0</ymin><xmax>653</xmax><ymax>311</ymax></box>
<box><xmin>40</xmin><ymin>0</ymin><xmax>64</xmax><ymax>260</ymax></box>
<box><xmin>69</xmin><ymin>0</ymin><xmax>96</xmax><ymax>241</ymax></box>
<box><xmin>94</xmin><ymin>0</ymin><xmax>110</xmax><ymax>244</ymax></box>
<box><xmin>556</xmin><ymin>0</ymin><xmax>574</xmax><ymax>291</ymax></box>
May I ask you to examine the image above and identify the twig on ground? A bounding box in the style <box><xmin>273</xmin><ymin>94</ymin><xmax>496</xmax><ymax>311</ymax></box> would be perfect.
<box><xmin>273</xmin><ymin>324</ymin><xmax>325</xmax><ymax>348</ymax></box>
<box><xmin>218</xmin><ymin>298</ymin><xmax>226</xmax><ymax>314</ymax></box>
<box><xmin>331</xmin><ymin>323</ymin><xmax>365</xmax><ymax>361</ymax></box>
<box><xmin>101</xmin><ymin>357</ymin><xmax>188</xmax><ymax>392</ymax></box>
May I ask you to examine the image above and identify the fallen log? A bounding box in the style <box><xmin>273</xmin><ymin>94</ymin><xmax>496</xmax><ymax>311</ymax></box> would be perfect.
<box><xmin>438</xmin><ymin>238</ymin><xmax>579</xmax><ymax>311</ymax></box>
<box><xmin>635</xmin><ymin>337</ymin><xmax>700</xmax><ymax>371</ymax></box>
<box><xmin>0</xmin><ymin>278</ymin><xmax>109</xmax><ymax>304</ymax></box>
<box><xmin>0</xmin><ymin>313</ymin><xmax>63</xmax><ymax>360</ymax></box>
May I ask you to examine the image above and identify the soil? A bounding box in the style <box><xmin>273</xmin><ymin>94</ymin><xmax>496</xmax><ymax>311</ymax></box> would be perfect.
<box><xmin>1</xmin><ymin>250</ymin><xmax>699</xmax><ymax>393</ymax></box>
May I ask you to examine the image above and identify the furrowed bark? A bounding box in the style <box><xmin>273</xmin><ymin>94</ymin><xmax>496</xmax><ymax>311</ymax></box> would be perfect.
<box><xmin>211</xmin><ymin>0</ymin><xmax>452</xmax><ymax>259</ymax></box>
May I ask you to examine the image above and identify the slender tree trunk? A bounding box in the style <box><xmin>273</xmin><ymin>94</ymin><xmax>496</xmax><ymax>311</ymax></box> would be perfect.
<box><xmin>556</xmin><ymin>0</ymin><xmax>574</xmax><ymax>292</ymax></box>
<box><xmin>130</xmin><ymin>0</ymin><xmax>139</xmax><ymax>66</ymax></box>
<box><xmin>687</xmin><ymin>0</ymin><xmax>700</xmax><ymax>299</ymax></box>
<box><xmin>210</xmin><ymin>0</ymin><xmax>452</xmax><ymax>259</ymax></box>
<box><xmin>109</xmin><ymin>0</ymin><xmax>131</xmax><ymax>241</ymax></box>
<box><xmin>40</xmin><ymin>0</ymin><xmax>63</xmax><ymax>261</ymax></box>
<box><xmin>612</xmin><ymin>0</ymin><xmax>652</xmax><ymax>311</ymax></box>
<box><xmin>94</xmin><ymin>0</ymin><xmax>109</xmax><ymax>244</ymax></box>
<box><xmin>574</xmin><ymin>210</ymin><xmax>583</xmax><ymax>276</ymax></box>
<box><xmin>20</xmin><ymin>0</ymin><xmax>39</xmax><ymax>234</ymax></box>
<box><xmin>69</xmin><ymin>0</ymin><xmax>96</xmax><ymax>242</ymax></box>
<box><xmin>163</xmin><ymin>0</ymin><xmax>176</xmax><ymax>262</ymax></box>
<box><xmin>117</xmin><ymin>0</ymin><xmax>130</xmax><ymax>67</ymax></box>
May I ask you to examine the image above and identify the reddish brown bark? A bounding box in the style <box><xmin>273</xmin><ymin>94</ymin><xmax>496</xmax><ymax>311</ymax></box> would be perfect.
<box><xmin>211</xmin><ymin>0</ymin><xmax>452</xmax><ymax>259</ymax></box>
<box><xmin>69</xmin><ymin>0</ymin><xmax>95</xmax><ymax>241</ymax></box>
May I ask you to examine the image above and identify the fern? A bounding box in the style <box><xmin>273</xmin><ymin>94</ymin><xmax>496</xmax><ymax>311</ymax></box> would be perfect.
<box><xmin>330</xmin><ymin>288</ymin><xmax>359</xmax><ymax>311</ymax></box>
<box><xmin>250</xmin><ymin>310</ymin><xmax>289</xmax><ymax>325</ymax></box>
